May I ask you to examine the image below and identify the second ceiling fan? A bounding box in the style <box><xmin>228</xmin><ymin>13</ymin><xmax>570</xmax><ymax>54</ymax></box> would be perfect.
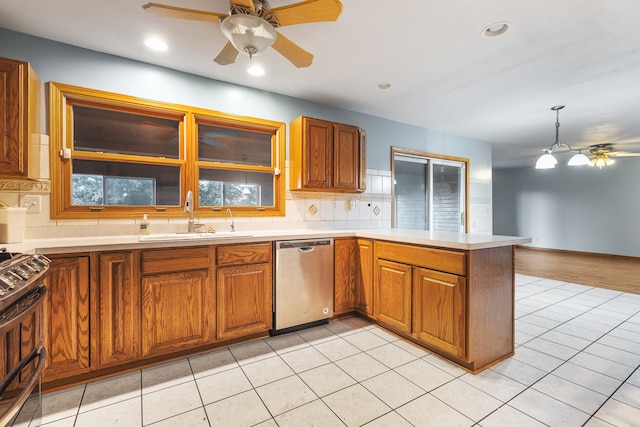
<box><xmin>143</xmin><ymin>0</ymin><xmax>343</xmax><ymax>68</ymax></box>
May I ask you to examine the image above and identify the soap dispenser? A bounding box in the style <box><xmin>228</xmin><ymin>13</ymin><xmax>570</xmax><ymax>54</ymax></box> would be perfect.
<box><xmin>140</xmin><ymin>214</ymin><xmax>150</xmax><ymax>235</ymax></box>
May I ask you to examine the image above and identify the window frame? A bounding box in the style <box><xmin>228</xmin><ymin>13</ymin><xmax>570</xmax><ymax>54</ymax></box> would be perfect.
<box><xmin>390</xmin><ymin>147</ymin><xmax>470</xmax><ymax>233</ymax></box>
<box><xmin>48</xmin><ymin>82</ymin><xmax>286</xmax><ymax>219</ymax></box>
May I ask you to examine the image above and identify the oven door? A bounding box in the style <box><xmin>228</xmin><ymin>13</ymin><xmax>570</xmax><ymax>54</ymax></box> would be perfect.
<box><xmin>0</xmin><ymin>286</ymin><xmax>47</xmax><ymax>427</ymax></box>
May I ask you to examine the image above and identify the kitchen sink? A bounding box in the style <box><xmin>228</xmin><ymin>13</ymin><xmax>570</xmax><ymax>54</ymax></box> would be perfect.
<box><xmin>138</xmin><ymin>231</ymin><xmax>253</xmax><ymax>242</ymax></box>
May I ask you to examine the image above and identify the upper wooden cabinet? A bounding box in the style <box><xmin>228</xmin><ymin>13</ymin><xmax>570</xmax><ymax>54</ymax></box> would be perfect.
<box><xmin>289</xmin><ymin>116</ymin><xmax>366</xmax><ymax>193</ymax></box>
<box><xmin>0</xmin><ymin>57</ymin><xmax>41</xmax><ymax>179</ymax></box>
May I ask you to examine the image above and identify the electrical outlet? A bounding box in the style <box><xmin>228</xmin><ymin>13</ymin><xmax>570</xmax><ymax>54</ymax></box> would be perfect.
<box><xmin>20</xmin><ymin>195</ymin><xmax>42</xmax><ymax>214</ymax></box>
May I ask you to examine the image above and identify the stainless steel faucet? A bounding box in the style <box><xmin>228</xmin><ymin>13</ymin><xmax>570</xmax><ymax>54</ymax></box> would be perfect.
<box><xmin>227</xmin><ymin>208</ymin><xmax>235</xmax><ymax>232</ymax></box>
<box><xmin>185</xmin><ymin>190</ymin><xmax>195</xmax><ymax>232</ymax></box>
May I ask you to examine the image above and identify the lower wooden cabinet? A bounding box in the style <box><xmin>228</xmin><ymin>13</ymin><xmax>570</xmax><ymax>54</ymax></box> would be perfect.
<box><xmin>334</xmin><ymin>238</ymin><xmax>356</xmax><ymax>314</ymax></box>
<box><xmin>412</xmin><ymin>267</ymin><xmax>466</xmax><ymax>358</ymax></box>
<box><xmin>374</xmin><ymin>259</ymin><xmax>412</xmax><ymax>334</ymax></box>
<box><xmin>355</xmin><ymin>239</ymin><xmax>374</xmax><ymax>316</ymax></box>
<box><xmin>42</xmin><ymin>255</ymin><xmax>91</xmax><ymax>382</ymax></box>
<box><xmin>141</xmin><ymin>269</ymin><xmax>215</xmax><ymax>358</ymax></box>
<box><xmin>97</xmin><ymin>251</ymin><xmax>140</xmax><ymax>367</ymax></box>
<box><xmin>216</xmin><ymin>263</ymin><xmax>272</xmax><ymax>340</ymax></box>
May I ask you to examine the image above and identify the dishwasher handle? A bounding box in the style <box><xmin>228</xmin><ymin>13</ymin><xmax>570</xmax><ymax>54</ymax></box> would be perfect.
<box><xmin>276</xmin><ymin>239</ymin><xmax>333</xmax><ymax>250</ymax></box>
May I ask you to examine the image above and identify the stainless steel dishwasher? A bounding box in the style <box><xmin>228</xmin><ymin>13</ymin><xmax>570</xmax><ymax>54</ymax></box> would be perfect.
<box><xmin>272</xmin><ymin>238</ymin><xmax>334</xmax><ymax>335</ymax></box>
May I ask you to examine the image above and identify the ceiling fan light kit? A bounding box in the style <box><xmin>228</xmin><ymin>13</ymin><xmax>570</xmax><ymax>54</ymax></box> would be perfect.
<box><xmin>221</xmin><ymin>14</ymin><xmax>277</xmax><ymax>57</ymax></box>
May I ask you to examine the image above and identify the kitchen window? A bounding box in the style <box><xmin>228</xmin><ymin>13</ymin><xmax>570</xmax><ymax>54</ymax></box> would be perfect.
<box><xmin>48</xmin><ymin>83</ymin><xmax>285</xmax><ymax>219</ymax></box>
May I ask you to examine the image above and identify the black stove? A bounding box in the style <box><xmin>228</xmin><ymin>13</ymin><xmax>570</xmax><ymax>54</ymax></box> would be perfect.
<box><xmin>0</xmin><ymin>251</ymin><xmax>50</xmax><ymax>314</ymax></box>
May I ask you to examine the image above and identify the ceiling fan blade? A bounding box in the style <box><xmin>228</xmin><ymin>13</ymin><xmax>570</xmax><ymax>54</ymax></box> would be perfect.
<box><xmin>272</xmin><ymin>32</ymin><xmax>313</xmax><ymax>68</ymax></box>
<box><xmin>608</xmin><ymin>151</ymin><xmax>640</xmax><ymax>157</ymax></box>
<box><xmin>142</xmin><ymin>3</ymin><xmax>227</xmax><ymax>23</ymax></box>
<box><xmin>265</xmin><ymin>0</ymin><xmax>343</xmax><ymax>27</ymax></box>
<box><xmin>232</xmin><ymin>0</ymin><xmax>256</xmax><ymax>13</ymax></box>
<box><xmin>214</xmin><ymin>41</ymin><xmax>240</xmax><ymax>65</ymax></box>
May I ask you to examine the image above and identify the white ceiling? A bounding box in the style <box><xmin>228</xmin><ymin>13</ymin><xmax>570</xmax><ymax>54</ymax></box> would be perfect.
<box><xmin>2</xmin><ymin>0</ymin><xmax>640</xmax><ymax>168</ymax></box>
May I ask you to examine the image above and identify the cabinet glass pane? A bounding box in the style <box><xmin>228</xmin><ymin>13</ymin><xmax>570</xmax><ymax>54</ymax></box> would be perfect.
<box><xmin>198</xmin><ymin>123</ymin><xmax>272</xmax><ymax>166</ymax></box>
<box><xmin>72</xmin><ymin>159</ymin><xmax>180</xmax><ymax>206</ymax></box>
<box><xmin>199</xmin><ymin>169</ymin><xmax>274</xmax><ymax>207</ymax></box>
<box><xmin>73</xmin><ymin>105</ymin><xmax>180</xmax><ymax>159</ymax></box>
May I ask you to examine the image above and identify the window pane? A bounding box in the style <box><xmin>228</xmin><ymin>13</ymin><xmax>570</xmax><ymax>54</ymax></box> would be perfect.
<box><xmin>198</xmin><ymin>123</ymin><xmax>272</xmax><ymax>166</ymax></box>
<box><xmin>72</xmin><ymin>159</ymin><xmax>181</xmax><ymax>206</ymax></box>
<box><xmin>394</xmin><ymin>160</ymin><xmax>428</xmax><ymax>230</ymax></box>
<box><xmin>199</xmin><ymin>169</ymin><xmax>273</xmax><ymax>207</ymax></box>
<box><xmin>432</xmin><ymin>164</ymin><xmax>462</xmax><ymax>232</ymax></box>
<box><xmin>73</xmin><ymin>105</ymin><xmax>180</xmax><ymax>159</ymax></box>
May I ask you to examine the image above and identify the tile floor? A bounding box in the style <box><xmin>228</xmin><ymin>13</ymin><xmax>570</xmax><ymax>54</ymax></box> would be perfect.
<box><xmin>16</xmin><ymin>274</ymin><xmax>640</xmax><ymax>426</ymax></box>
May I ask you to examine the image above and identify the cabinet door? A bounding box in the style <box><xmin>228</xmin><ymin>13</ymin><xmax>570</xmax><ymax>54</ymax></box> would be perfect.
<box><xmin>412</xmin><ymin>267</ymin><xmax>466</xmax><ymax>358</ymax></box>
<box><xmin>333</xmin><ymin>123</ymin><xmax>360</xmax><ymax>191</ymax></box>
<box><xmin>98</xmin><ymin>251</ymin><xmax>140</xmax><ymax>367</ymax></box>
<box><xmin>358</xmin><ymin>129</ymin><xmax>367</xmax><ymax>192</ymax></box>
<box><xmin>0</xmin><ymin>57</ymin><xmax>40</xmax><ymax>178</ymax></box>
<box><xmin>334</xmin><ymin>238</ymin><xmax>356</xmax><ymax>314</ymax></box>
<box><xmin>141</xmin><ymin>270</ymin><xmax>215</xmax><ymax>358</ymax></box>
<box><xmin>217</xmin><ymin>263</ymin><xmax>272</xmax><ymax>340</ymax></box>
<box><xmin>42</xmin><ymin>256</ymin><xmax>91</xmax><ymax>382</ymax></box>
<box><xmin>302</xmin><ymin>117</ymin><xmax>333</xmax><ymax>189</ymax></box>
<box><xmin>375</xmin><ymin>259</ymin><xmax>412</xmax><ymax>333</ymax></box>
<box><xmin>355</xmin><ymin>239</ymin><xmax>374</xmax><ymax>316</ymax></box>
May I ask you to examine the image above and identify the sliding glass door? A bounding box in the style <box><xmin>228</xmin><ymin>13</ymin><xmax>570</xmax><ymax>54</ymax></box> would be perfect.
<box><xmin>392</xmin><ymin>150</ymin><xmax>466</xmax><ymax>232</ymax></box>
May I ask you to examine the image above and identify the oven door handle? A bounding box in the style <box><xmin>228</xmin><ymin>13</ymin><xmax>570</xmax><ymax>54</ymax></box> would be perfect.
<box><xmin>0</xmin><ymin>344</ymin><xmax>47</xmax><ymax>426</ymax></box>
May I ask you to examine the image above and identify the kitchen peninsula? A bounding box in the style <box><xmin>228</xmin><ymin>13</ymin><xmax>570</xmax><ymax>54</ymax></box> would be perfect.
<box><xmin>5</xmin><ymin>229</ymin><xmax>530</xmax><ymax>389</ymax></box>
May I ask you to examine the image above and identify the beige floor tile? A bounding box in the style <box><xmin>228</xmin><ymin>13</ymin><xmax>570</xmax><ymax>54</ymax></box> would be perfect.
<box><xmin>593</xmin><ymin>398</ymin><xmax>640</xmax><ymax>427</ymax></box>
<box><xmin>196</xmin><ymin>366</ymin><xmax>253</xmax><ymax>404</ymax></box>
<box><xmin>142</xmin><ymin>381</ymin><xmax>202</xmax><ymax>425</ymax></box>
<box><xmin>80</xmin><ymin>371</ymin><xmax>141</xmax><ymax>413</ymax></box>
<box><xmin>205</xmin><ymin>390</ymin><xmax>272</xmax><ymax>427</ymax></box>
<box><xmin>362</xmin><ymin>370</ymin><xmax>425</xmax><ymax>409</ymax></box>
<box><xmin>367</xmin><ymin>343</ymin><xmax>418</xmax><ymax>369</ymax></box>
<box><xmin>298</xmin><ymin>362</ymin><xmax>356</xmax><ymax>397</ymax></box>
<box><xmin>459</xmin><ymin>370</ymin><xmax>526</xmax><ymax>402</ymax></box>
<box><xmin>322</xmin><ymin>384</ymin><xmax>390</xmax><ymax>427</ymax></box>
<box><xmin>40</xmin><ymin>385</ymin><xmax>86</xmax><ymax>425</ymax></box>
<box><xmin>296</xmin><ymin>325</ymin><xmax>339</xmax><ymax>345</ymax></box>
<box><xmin>479</xmin><ymin>404</ymin><xmax>546</xmax><ymax>427</ymax></box>
<box><xmin>74</xmin><ymin>397</ymin><xmax>141</xmax><ymax>427</ymax></box>
<box><xmin>148</xmin><ymin>407</ymin><xmax>209</xmax><ymax>427</ymax></box>
<box><xmin>343</xmin><ymin>330</ymin><xmax>389</xmax><ymax>351</ymax></box>
<box><xmin>274</xmin><ymin>399</ymin><xmax>344</xmax><ymax>427</ymax></box>
<box><xmin>532</xmin><ymin>374</ymin><xmax>609</xmax><ymax>414</ymax></box>
<box><xmin>264</xmin><ymin>332</ymin><xmax>310</xmax><ymax>354</ymax></box>
<box><xmin>255</xmin><ymin>375</ymin><xmax>317</xmax><ymax>416</ymax></box>
<box><xmin>188</xmin><ymin>348</ymin><xmax>239</xmax><ymax>379</ymax></box>
<box><xmin>431</xmin><ymin>378</ymin><xmax>502</xmax><ymax>422</ymax></box>
<box><xmin>509</xmin><ymin>388</ymin><xmax>591</xmax><ymax>427</ymax></box>
<box><xmin>364</xmin><ymin>411</ymin><xmax>413</xmax><ymax>426</ymax></box>
<box><xmin>241</xmin><ymin>355</ymin><xmax>295</xmax><ymax>387</ymax></box>
<box><xmin>279</xmin><ymin>345</ymin><xmax>331</xmax><ymax>373</ymax></box>
<box><xmin>141</xmin><ymin>358</ymin><xmax>193</xmax><ymax>394</ymax></box>
<box><xmin>396</xmin><ymin>393</ymin><xmax>473</xmax><ymax>427</ymax></box>
<box><xmin>229</xmin><ymin>340</ymin><xmax>277</xmax><ymax>365</ymax></box>
<box><xmin>314</xmin><ymin>337</ymin><xmax>361</xmax><ymax>361</ymax></box>
<box><xmin>395</xmin><ymin>358</ymin><xmax>455</xmax><ymax>392</ymax></box>
<box><xmin>335</xmin><ymin>352</ymin><xmax>389</xmax><ymax>382</ymax></box>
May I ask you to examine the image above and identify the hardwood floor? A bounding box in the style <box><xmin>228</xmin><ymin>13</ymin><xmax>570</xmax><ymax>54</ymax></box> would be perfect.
<box><xmin>515</xmin><ymin>246</ymin><xmax>640</xmax><ymax>294</ymax></box>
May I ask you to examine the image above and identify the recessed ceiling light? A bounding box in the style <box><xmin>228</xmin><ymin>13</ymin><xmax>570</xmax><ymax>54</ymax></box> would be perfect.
<box><xmin>375</xmin><ymin>82</ymin><xmax>393</xmax><ymax>91</ymax></box>
<box><xmin>144</xmin><ymin>37</ymin><xmax>168</xmax><ymax>52</ymax></box>
<box><xmin>482</xmin><ymin>21</ymin><xmax>511</xmax><ymax>38</ymax></box>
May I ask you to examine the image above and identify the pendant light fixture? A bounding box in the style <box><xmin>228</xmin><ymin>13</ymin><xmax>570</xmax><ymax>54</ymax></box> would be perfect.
<box><xmin>535</xmin><ymin>106</ymin><xmax>590</xmax><ymax>169</ymax></box>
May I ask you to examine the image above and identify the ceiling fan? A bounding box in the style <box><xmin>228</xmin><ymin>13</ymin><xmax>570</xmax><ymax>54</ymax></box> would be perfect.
<box><xmin>588</xmin><ymin>143</ymin><xmax>640</xmax><ymax>168</ymax></box>
<box><xmin>142</xmin><ymin>0</ymin><xmax>343</xmax><ymax>68</ymax></box>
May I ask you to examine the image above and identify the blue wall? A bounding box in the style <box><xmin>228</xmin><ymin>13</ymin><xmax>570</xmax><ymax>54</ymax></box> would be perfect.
<box><xmin>493</xmin><ymin>158</ymin><xmax>640</xmax><ymax>257</ymax></box>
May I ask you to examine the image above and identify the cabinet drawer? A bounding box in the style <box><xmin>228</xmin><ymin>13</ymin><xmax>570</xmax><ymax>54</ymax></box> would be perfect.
<box><xmin>375</xmin><ymin>241</ymin><xmax>466</xmax><ymax>276</ymax></box>
<box><xmin>217</xmin><ymin>243</ymin><xmax>272</xmax><ymax>267</ymax></box>
<box><xmin>142</xmin><ymin>247</ymin><xmax>211</xmax><ymax>275</ymax></box>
